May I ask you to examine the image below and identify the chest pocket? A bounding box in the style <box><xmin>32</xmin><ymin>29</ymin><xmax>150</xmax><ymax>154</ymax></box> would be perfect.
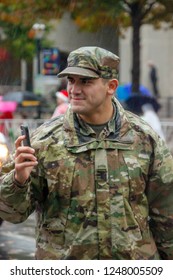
<box><xmin>44</xmin><ymin>155</ymin><xmax>75</xmax><ymax>200</ymax></box>
<box><xmin>108</xmin><ymin>148</ymin><xmax>151</xmax><ymax>250</ymax></box>
<box><xmin>39</xmin><ymin>151</ymin><xmax>76</xmax><ymax>227</ymax></box>
<box><xmin>122</xmin><ymin>151</ymin><xmax>150</xmax><ymax>233</ymax></box>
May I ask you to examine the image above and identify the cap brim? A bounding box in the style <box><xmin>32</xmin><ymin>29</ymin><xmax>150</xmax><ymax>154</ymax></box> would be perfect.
<box><xmin>57</xmin><ymin>67</ymin><xmax>99</xmax><ymax>78</ymax></box>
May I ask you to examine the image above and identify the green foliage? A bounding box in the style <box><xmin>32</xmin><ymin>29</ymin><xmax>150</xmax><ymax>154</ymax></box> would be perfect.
<box><xmin>1</xmin><ymin>0</ymin><xmax>173</xmax><ymax>92</ymax></box>
<box><xmin>0</xmin><ymin>0</ymin><xmax>66</xmax><ymax>61</ymax></box>
<box><xmin>69</xmin><ymin>0</ymin><xmax>173</xmax><ymax>33</ymax></box>
<box><xmin>68</xmin><ymin>0</ymin><xmax>173</xmax><ymax>93</ymax></box>
<box><xmin>1</xmin><ymin>23</ymin><xmax>32</xmax><ymax>60</ymax></box>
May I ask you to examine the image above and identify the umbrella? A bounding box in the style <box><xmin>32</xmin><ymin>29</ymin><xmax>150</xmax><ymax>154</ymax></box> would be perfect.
<box><xmin>3</xmin><ymin>91</ymin><xmax>40</xmax><ymax>107</ymax></box>
<box><xmin>0</xmin><ymin>96</ymin><xmax>17</xmax><ymax>113</ymax></box>
<box><xmin>116</xmin><ymin>83</ymin><xmax>152</xmax><ymax>102</ymax></box>
<box><xmin>124</xmin><ymin>95</ymin><xmax>161</xmax><ymax>115</ymax></box>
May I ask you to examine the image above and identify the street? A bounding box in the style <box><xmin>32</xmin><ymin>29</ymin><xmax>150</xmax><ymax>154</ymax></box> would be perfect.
<box><xmin>0</xmin><ymin>214</ymin><xmax>35</xmax><ymax>260</ymax></box>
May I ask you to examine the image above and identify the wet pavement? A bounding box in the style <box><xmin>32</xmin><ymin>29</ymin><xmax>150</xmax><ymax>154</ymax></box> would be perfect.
<box><xmin>0</xmin><ymin>214</ymin><xmax>36</xmax><ymax>260</ymax></box>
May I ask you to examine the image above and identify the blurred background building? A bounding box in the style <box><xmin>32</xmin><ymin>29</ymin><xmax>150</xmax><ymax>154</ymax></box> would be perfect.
<box><xmin>1</xmin><ymin>12</ymin><xmax>173</xmax><ymax>108</ymax></box>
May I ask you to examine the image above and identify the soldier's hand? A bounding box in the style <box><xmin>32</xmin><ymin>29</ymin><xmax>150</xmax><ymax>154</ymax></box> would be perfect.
<box><xmin>14</xmin><ymin>135</ymin><xmax>38</xmax><ymax>185</ymax></box>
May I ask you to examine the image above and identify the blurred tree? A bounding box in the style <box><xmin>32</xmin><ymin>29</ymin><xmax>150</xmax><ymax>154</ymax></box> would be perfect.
<box><xmin>0</xmin><ymin>1</ymin><xmax>52</xmax><ymax>61</ymax></box>
<box><xmin>0</xmin><ymin>0</ymin><xmax>58</xmax><ymax>89</ymax></box>
<box><xmin>68</xmin><ymin>0</ymin><xmax>173</xmax><ymax>94</ymax></box>
<box><xmin>0</xmin><ymin>1</ymin><xmax>71</xmax><ymax>89</ymax></box>
<box><xmin>1</xmin><ymin>1</ymin><xmax>173</xmax><ymax>94</ymax></box>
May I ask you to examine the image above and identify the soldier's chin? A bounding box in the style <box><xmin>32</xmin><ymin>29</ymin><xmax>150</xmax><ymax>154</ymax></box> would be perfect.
<box><xmin>71</xmin><ymin>107</ymin><xmax>82</xmax><ymax>114</ymax></box>
<box><xmin>71</xmin><ymin>105</ymin><xmax>86</xmax><ymax>114</ymax></box>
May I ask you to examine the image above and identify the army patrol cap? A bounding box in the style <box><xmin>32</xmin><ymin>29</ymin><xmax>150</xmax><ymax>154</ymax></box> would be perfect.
<box><xmin>58</xmin><ymin>46</ymin><xmax>120</xmax><ymax>79</ymax></box>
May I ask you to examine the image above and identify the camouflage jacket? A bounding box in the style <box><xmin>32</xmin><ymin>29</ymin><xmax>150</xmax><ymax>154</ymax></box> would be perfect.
<box><xmin>1</xmin><ymin>97</ymin><xmax>173</xmax><ymax>260</ymax></box>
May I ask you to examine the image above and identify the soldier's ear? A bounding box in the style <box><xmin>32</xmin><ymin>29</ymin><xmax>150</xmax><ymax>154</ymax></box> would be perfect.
<box><xmin>107</xmin><ymin>79</ymin><xmax>118</xmax><ymax>95</ymax></box>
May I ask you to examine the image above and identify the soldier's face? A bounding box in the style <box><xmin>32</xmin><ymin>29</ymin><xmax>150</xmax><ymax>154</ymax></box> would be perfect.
<box><xmin>67</xmin><ymin>75</ymin><xmax>114</xmax><ymax>123</ymax></box>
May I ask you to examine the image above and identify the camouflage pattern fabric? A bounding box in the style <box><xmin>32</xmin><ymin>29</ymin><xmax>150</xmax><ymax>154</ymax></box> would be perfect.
<box><xmin>0</xmin><ymin>97</ymin><xmax>173</xmax><ymax>259</ymax></box>
<box><xmin>58</xmin><ymin>46</ymin><xmax>120</xmax><ymax>79</ymax></box>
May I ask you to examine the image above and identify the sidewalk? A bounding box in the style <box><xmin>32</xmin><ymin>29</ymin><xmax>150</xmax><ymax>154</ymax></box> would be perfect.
<box><xmin>0</xmin><ymin>214</ymin><xmax>35</xmax><ymax>260</ymax></box>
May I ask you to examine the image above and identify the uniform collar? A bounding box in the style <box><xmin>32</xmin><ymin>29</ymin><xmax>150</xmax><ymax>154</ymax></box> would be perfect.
<box><xmin>63</xmin><ymin>97</ymin><xmax>134</xmax><ymax>148</ymax></box>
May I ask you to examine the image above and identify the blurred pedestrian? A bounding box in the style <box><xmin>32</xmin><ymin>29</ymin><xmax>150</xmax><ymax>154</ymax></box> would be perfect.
<box><xmin>0</xmin><ymin>111</ymin><xmax>13</xmax><ymax>135</ymax></box>
<box><xmin>148</xmin><ymin>60</ymin><xmax>160</xmax><ymax>98</ymax></box>
<box><xmin>51</xmin><ymin>89</ymin><xmax>69</xmax><ymax>118</ymax></box>
<box><xmin>141</xmin><ymin>103</ymin><xmax>165</xmax><ymax>140</ymax></box>
<box><xmin>1</xmin><ymin>46</ymin><xmax>173</xmax><ymax>260</ymax></box>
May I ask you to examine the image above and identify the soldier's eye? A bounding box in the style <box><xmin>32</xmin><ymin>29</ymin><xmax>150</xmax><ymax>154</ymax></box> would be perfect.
<box><xmin>81</xmin><ymin>78</ymin><xmax>91</xmax><ymax>84</ymax></box>
<box><xmin>67</xmin><ymin>77</ymin><xmax>74</xmax><ymax>84</ymax></box>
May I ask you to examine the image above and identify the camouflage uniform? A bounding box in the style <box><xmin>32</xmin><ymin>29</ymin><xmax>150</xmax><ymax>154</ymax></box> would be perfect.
<box><xmin>1</xmin><ymin>97</ymin><xmax>173</xmax><ymax>260</ymax></box>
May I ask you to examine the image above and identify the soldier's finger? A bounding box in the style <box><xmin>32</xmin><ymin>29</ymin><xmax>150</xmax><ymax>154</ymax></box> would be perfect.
<box><xmin>15</xmin><ymin>135</ymin><xmax>25</xmax><ymax>149</ymax></box>
<box><xmin>15</xmin><ymin>152</ymin><xmax>37</xmax><ymax>163</ymax></box>
<box><xmin>15</xmin><ymin>161</ymin><xmax>38</xmax><ymax>171</ymax></box>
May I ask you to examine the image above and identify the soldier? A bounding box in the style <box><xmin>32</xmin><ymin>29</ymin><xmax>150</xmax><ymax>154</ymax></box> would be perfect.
<box><xmin>148</xmin><ymin>60</ymin><xmax>160</xmax><ymax>98</ymax></box>
<box><xmin>51</xmin><ymin>89</ymin><xmax>69</xmax><ymax>118</ymax></box>
<box><xmin>0</xmin><ymin>46</ymin><xmax>173</xmax><ymax>260</ymax></box>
